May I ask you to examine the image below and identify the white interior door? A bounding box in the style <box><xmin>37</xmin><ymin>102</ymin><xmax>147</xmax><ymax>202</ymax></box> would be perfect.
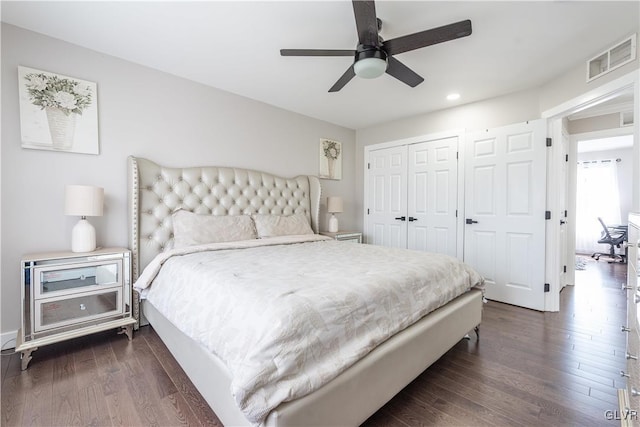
<box><xmin>464</xmin><ymin>120</ymin><xmax>547</xmax><ymax>310</ymax></box>
<box><xmin>407</xmin><ymin>137</ymin><xmax>458</xmax><ymax>257</ymax></box>
<box><xmin>366</xmin><ymin>146</ymin><xmax>408</xmax><ymax>248</ymax></box>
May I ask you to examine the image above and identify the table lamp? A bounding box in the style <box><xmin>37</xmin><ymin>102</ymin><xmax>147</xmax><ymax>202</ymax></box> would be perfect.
<box><xmin>327</xmin><ymin>196</ymin><xmax>343</xmax><ymax>233</ymax></box>
<box><xmin>65</xmin><ymin>185</ymin><xmax>104</xmax><ymax>252</ymax></box>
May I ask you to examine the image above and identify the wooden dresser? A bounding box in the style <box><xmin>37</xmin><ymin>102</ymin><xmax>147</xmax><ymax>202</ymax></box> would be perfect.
<box><xmin>620</xmin><ymin>213</ymin><xmax>640</xmax><ymax>425</ymax></box>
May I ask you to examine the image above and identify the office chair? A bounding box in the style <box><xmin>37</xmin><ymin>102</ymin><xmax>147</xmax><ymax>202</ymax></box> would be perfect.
<box><xmin>591</xmin><ymin>217</ymin><xmax>627</xmax><ymax>263</ymax></box>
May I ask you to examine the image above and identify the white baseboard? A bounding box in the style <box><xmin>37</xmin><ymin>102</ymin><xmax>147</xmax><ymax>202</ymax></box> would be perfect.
<box><xmin>1</xmin><ymin>330</ymin><xmax>18</xmax><ymax>351</ymax></box>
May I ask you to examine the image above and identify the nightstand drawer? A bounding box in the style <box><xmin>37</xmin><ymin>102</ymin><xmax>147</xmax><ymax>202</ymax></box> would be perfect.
<box><xmin>34</xmin><ymin>259</ymin><xmax>122</xmax><ymax>299</ymax></box>
<box><xmin>35</xmin><ymin>287</ymin><xmax>123</xmax><ymax>332</ymax></box>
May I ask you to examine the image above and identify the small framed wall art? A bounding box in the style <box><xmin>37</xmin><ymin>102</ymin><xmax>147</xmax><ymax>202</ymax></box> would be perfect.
<box><xmin>18</xmin><ymin>66</ymin><xmax>99</xmax><ymax>155</ymax></box>
<box><xmin>319</xmin><ymin>138</ymin><xmax>342</xmax><ymax>180</ymax></box>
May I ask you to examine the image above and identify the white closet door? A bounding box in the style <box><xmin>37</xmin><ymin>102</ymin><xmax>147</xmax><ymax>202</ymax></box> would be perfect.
<box><xmin>407</xmin><ymin>137</ymin><xmax>458</xmax><ymax>257</ymax></box>
<box><xmin>367</xmin><ymin>145</ymin><xmax>408</xmax><ymax>248</ymax></box>
<box><xmin>463</xmin><ymin>119</ymin><xmax>547</xmax><ymax>311</ymax></box>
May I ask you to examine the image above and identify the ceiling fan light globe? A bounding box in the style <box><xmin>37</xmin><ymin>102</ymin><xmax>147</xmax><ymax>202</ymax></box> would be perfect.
<box><xmin>354</xmin><ymin>57</ymin><xmax>387</xmax><ymax>79</ymax></box>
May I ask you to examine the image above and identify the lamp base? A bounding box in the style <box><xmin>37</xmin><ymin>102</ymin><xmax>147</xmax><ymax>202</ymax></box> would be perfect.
<box><xmin>71</xmin><ymin>218</ymin><xmax>96</xmax><ymax>253</ymax></box>
<box><xmin>329</xmin><ymin>214</ymin><xmax>339</xmax><ymax>233</ymax></box>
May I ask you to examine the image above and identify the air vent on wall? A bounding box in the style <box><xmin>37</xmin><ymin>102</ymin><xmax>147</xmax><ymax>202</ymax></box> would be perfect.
<box><xmin>621</xmin><ymin>111</ymin><xmax>634</xmax><ymax>127</ymax></box>
<box><xmin>587</xmin><ymin>34</ymin><xmax>636</xmax><ymax>82</ymax></box>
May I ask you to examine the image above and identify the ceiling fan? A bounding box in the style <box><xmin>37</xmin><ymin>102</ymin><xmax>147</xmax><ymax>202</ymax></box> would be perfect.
<box><xmin>280</xmin><ymin>1</ymin><xmax>472</xmax><ymax>92</ymax></box>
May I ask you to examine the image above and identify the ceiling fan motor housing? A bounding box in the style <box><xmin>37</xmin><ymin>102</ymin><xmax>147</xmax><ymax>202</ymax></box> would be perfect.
<box><xmin>354</xmin><ymin>45</ymin><xmax>388</xmax><ymax>78</ymax></box>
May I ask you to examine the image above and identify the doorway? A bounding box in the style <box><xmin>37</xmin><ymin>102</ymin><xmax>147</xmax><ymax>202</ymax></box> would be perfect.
<box><xmin>573</xmin><ymin>134</ymin><xmax>633</xmax><ymax>265</ymax></box>
<box><xmin>543</xmin><ymin>70</ymin><xmax>637</xmax><ymax>311</ymax></box>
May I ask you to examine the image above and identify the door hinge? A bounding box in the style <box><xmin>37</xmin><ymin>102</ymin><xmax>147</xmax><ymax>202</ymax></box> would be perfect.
<box><xmin>545</xmin><ymin>211</ymin><xmax>551</xmax><ymax>220</ymax></box>
<box><xmin>544</xmin><ymin>283</ymin><xmax>550</xmax><ymax>292</ymax></box>
<box><xmin>563</xmin><ymin>265</ymin><xmax>567</xmax><ymax>273</ymax></box>
<box><xmin>456</xmin><ymin>151</ymin><xmax>459</xmax><ymax>160</ymax></box>
<box><xmin>367</xmin><ymin>208</ymin><xmax>370</xmax><ymax>215</ymax></box>
<box><xmin>546</xmin><ymin>138</ymin><xmax>552</xmax><ymax>147</ymax></box>
<box><xmin>367</xmin><ymin>163</ymin><xmax>370</xmax><ymax>170</ymax></box>
<box><xmin>565</xmin><ymin>154</ymin><xmax>569</xmax><ymax>162</ymax></box>
<box><xmin>455</xmin><ymin>209</ymin><xmax>458</xmax><ymax>218</ymax></box>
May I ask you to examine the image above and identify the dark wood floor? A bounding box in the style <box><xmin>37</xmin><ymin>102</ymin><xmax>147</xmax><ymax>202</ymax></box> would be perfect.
<box><xmin>1</xmin><ymin>257</ymin><xmax>627</xmax><ymax>426</ymax></box>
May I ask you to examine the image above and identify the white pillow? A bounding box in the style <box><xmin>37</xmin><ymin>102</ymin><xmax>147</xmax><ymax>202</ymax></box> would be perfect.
<box><xmin>172</xmin><ymin>210</ymin><xmax>257</xmax><ymax>248</ymax></box>
<box><xmin>253</xmin><ymin>213</ymin><xmax>314</xmax><ymax>238</ymax></box>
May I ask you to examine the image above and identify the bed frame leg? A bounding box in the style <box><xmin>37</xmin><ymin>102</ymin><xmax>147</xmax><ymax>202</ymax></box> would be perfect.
<box><xmin>464</xmin><ymin>326</ymin><xmax>480</xmax><ymax>341</ymax></box>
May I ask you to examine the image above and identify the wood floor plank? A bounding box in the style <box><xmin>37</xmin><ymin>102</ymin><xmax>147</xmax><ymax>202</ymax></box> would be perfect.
<box><xmin>383</xmin><ymin>393</ymin><xmax>461</xmax><ymax>427</ymax></box>
<box><xmin>123</xmin><ymin>371</ymin><xmax>172</xmax><ymax>426</ymax></box>
<box><xmin>159</xmin><ymin>392</ymin><xmax>202</xmax><ymax>426</ymax></box>
<box><xmin>0</xmin><ymin>366</ymin><xmax>25</xmax><ymax>427</ymax></box>
<box><xmin>74</xmin><ymin>344</ymin><xmax>101</xmax><ymax>391</ymax></box>
<box><xmin>20</xmin><ymin>348</ymin><xmax>54</xmax><ymax>427</ymax></box>
<box><xmin>104</xmin><ymin>383</ymin><xmax>145</xmax><ymax>427</ymax></box>
<box><xmin>448</xmin><ymin>337</ymin><xmax>620</xmax><ymax>406</ymax></box>
<box><xmin>399</xmin><ymin>384</ymin><xmax>496</xmax><ymax>427</ymax></box>
<box><xmin>133</xmin><ymin>337</ymin><xmax>178</xmax><ymax>400</ymax></box>
<box><xmin>142</xmin><ymin>328</ymin><xmax>222</xmax><ymax>426</ymax></box>
<box><xmin>78</xmin><ymin>383</ymin><xmax>112</xmax><ymax>427</ymax></box>
<box><xmin>440</xmin><ymin>352</ymin><xmax>610</xmax><ymax>422</ymax></box>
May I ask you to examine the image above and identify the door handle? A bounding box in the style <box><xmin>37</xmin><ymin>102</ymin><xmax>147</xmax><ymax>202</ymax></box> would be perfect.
<box><xmin>408</xmin><ymin>217</ymin><xmax>418</xmax><ymax>222</ymax></box>
<box><xmin>466</xmin><ymin>219</ymin><xmax>478</xmax><ymax>224</ymax></box>
<box><xmin>394</xmin><ymin>216</ymin><xmax>406</xmax><ymax>221</ymax></box>
<box><xmin>560</xmin><ymin>220</ymin><xmax>566</xmax><ymax>225</ymax></box>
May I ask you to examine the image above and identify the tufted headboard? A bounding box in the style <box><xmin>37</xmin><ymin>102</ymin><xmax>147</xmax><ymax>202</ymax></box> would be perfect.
<box><xmin>127</xmin><ymin>156</ymin><xmax>321</xmax><ymax>280</ymax></box>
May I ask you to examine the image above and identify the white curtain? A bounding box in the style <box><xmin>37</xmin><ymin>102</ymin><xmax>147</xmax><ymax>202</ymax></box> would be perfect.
<box><xmin>575</xmin><ymin>160</ymin><xmax>621</xmax><ymax>254</ymax></box>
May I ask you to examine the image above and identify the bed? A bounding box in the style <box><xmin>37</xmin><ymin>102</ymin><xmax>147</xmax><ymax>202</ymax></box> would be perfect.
<box><xmin>128</xmin><ymin>156</ymin><xmax>483</xmax><ymax>426</ymax></box>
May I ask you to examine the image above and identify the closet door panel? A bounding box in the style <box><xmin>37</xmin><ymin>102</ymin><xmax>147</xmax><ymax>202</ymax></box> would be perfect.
<box><xmin>407</xmin><ymin>137</ymin><xmax>458</xmax><ymax>257</ymax></box>
<box><xmin>367</xmin><ymin>146</ymin><xmax>408</xmax><ymax>248</ymax></box>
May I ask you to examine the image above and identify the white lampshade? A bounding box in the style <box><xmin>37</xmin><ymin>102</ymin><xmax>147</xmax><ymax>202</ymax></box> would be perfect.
<box><xmin>327</xmin><ymin>196</ymin><xmax>344</xmax><ymax>214</ymax></box>
<box><xmin>65</xmin><ymin>185</ymin><xmax>103</xmax><ymax>253</ymax></box>
<box><xmin>354</xmin><ymin>57</ymin><xmax>387</xmax><ymax>79</ymax></box>
<box><xmin>65</xmin><ymin>185</ymin><xmax>104</xmax><ymax>217</ymax></box>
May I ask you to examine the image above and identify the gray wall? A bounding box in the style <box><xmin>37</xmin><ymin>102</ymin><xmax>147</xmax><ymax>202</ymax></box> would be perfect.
<box><xmin>0</xmin><ymin>24</ymin><xmax>356</xmax><ymax>339</ymax></box>
<box><xmin>568</xmin><ymin>113</ymin><xmax>624</xmax><ymax>135</ymax></box>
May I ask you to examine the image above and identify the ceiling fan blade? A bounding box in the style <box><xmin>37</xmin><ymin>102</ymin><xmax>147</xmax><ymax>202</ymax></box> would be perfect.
<box><xmin>383</xmin><ymin>19</ymin><xmax>472</xmax><ymax>56</ymax></box>
<box><xmin>385</xmin><ymin>56</ymin><xmax>424</xmax><ymax>88</ymax></box>
<box><xmin>280</xmin><ymin>49</ymin><xmax>355</xmax><ymax>57</ymax></box>
<box><xmin>352</xmin><ymin>0</ymin><xmax>379</xmax><ymax>46</ymax></box>
<box><xmin>329</xmin><ymin>65</ymin><xmax>356</xmax><ymax>92</ymax></box>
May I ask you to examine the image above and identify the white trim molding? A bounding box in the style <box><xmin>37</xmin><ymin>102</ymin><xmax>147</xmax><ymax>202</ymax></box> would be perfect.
<box><xmin>1</xmin><ymin>330</ymin><xmax>18</xmax><ymax>351</ymax></box>
<box><xmin>542</xmin><ymin>71</ymin><xmax>637</xmax><ymax>119</ymax></box>
<box><xmin>568</xmin><ymin>100</ymin><xmax>634</xmax><ymax>121</ymax></box>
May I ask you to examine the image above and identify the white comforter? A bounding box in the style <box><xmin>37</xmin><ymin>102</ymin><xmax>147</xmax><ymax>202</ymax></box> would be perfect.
<box><xmin>135</xmin><ymin>235</ymin><xmax>483</xmax><ymax>425</ymax></box>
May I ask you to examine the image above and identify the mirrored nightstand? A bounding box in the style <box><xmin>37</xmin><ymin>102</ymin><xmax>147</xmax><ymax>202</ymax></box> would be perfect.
<box><xmin>17</xmin><ymin>247</ymin><xmax>135</xmax><ymax>370</ymax></box>
<box><xmin>320</xmin><ymin>231</ymin><xmax>362</xmax><ymax>243</ymax></box>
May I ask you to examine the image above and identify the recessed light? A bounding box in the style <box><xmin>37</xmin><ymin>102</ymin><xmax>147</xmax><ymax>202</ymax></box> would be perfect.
<box><xmin>446</xmin><ymin>93</ymin><xmax>460</xmax><ymax>101</ymax></box>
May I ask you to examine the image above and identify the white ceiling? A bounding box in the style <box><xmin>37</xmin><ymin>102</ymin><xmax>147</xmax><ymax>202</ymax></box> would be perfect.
<box><xmin>2</xmin><ymin>1</ymin><xmax>638</xmax><ymax>130</ymax></box>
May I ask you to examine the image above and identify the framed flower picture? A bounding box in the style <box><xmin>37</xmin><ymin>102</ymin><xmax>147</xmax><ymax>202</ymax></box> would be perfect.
<box><xmin>319</xmin><ymin>138</ymin><xmax>342</xmax><ymax>180</ymax></box>
<box><xmin>18</xmin><ymin>66</ymin><xmax>99</xmax><ymax>155</ymax></box>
